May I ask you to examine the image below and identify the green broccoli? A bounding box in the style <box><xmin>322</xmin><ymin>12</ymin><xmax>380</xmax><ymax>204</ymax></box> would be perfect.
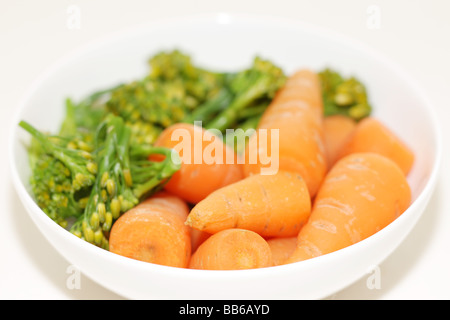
<box><xmin>20</xmin><ymin>121</ymin><xmax>97</xmax><ymax>191</ymax></box>
<box><xmin>203</xmin><ymin>56</ymin><xmax>286</xmax><ymax>132</ymax></box>
<box><xmin>19</xmin><ymin>121</ymin><xmax>97</xmax><ymax>227</ymax></box>
<box><xmin>106</xmin><ymin>50</ymin><xmax>226</xmax><ymax>132</ymax></box>
<box><xmin>69</xmin><ymin>115</ymin><xmax>180</xmax><ymax>249</ymax></box>
<box><xmin>21</xmin><ymin>113</ymin><xmax>180</xmax><ymax>249</ymax></box>
<box><xmin>148</xmin><ymin>49</ymin><xmax>226</xmax><ymax>101</ymax></box>
<box><xmin>319</xmin><ymin>68</ymin><xmax>372</xmax><ymax>121</ymax></box>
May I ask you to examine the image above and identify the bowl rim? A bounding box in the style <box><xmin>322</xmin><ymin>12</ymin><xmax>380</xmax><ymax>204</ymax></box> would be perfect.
<box><xmin>8</xmin><ymin>11</ymin><xmax>443</xmax><ymax>294</ymax></box>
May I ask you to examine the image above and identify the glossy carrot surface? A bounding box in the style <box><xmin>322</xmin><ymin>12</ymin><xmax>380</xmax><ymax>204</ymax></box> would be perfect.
<box><xmin>189</xmin><ymin>228</ymin><xmax>273</xmax><ymax>270</ymax></box>
<box><xmin>323</xmin><ymin>115</ymin><xmax>356</xmax><ymax>168</ymax></box>
<box><xmin>286</xmin><ymin>152</ymin><xmax>411</xmax><ymax>263</ymax></box>
<box><xmin>242</xmin><ymin>70</ymin><xmax>327</xmax><ymax>197</ymax></box>
<box><xmin>186</xmin><ymin>171</ymin><xmax>311</xmax><ymax>238</ymax></box>
<box><xmin>337</xmin><ymin>117</ymin><xmax>414</xmax><ymax>175</ymax></box>
<box><xmin>154</xmin><ymin>123</ymin><xmax>243</xmax><ymax>204</ymax></box>
<box><xmin>109</xmin><ymin>192</ymin><xmax>191</xmax><ymax>268</ymax></box>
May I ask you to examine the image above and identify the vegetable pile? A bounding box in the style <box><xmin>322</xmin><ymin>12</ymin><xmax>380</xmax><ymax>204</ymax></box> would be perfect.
<box><xmin>20</xmin><ymin>50</ymin><xmax>286</xmax><ymax>249</ymax></box>
<box><xmin>20</xmin><ymin>50</ymin><xmax>415</xmax><ymax>270</ymax></box>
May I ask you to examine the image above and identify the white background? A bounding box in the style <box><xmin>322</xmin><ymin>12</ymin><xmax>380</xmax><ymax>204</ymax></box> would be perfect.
<box><xmin>1</xmin><ymin>0</ymin><xmax>449</xmax><ymax>300</ymax></box>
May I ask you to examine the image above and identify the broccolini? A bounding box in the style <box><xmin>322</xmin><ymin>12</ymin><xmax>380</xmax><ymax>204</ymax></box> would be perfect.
<box><xmin>19</xmin><ymin>121</ymin><xmax>97</xmax><ymax>227</ymax></box>
<box><xmin>319</xmin><ymin>68</ymin><xmax>372</xmax><ymax>121</ymax></box>
<box><xmin>204</xmin><ymin>56</ymin><xmax>286</xmax><ymax>132</ymax></box>
<box><xmin>106</xmin><ymin>50</ymin><xmax>227</xmax><ymax>132</ymax></box>
<box><xmin>69</xmin><ymin>115</ymin><xmax>180</xmax><ymax>248</ymax></box>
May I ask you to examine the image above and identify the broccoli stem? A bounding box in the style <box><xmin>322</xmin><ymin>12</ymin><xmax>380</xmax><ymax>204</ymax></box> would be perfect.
<box><xmin>238</xmin><ymin>114</ymin><xmax>262</xmax><ymax>131</ymax></box>
<box><xmin>70</xmin><ymin>116</ymin><xmax>123</xmax><ymax>247</ymax></box>
<box><xmin>59</xmin><ymin>98</ymin><xmax>77</xmax><ymax>138</ymax></box>
<box><xmin>182</xmin><ymin>88</ymin><xmax>233</xmax><ymax>124</ymax></box>
<box><xmin>205</xmin><ymin>74</ymin><xmax>277</xmax><ymax>132</ymax></box>
<box><xmin>131</xmin><ymin>146</ymin><xmax>181</xmax><ymax>199</ymax></box>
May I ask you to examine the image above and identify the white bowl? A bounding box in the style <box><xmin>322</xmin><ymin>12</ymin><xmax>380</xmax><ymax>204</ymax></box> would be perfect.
<box><xmin>9</xmin><ymin>13</ymin><xmax>441</xmax><ymax>299</ymax></box>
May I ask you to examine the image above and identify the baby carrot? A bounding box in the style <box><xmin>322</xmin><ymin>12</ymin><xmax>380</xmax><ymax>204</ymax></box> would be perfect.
<box><xmin>139</xmin><ymin>191</ymin><xmax>190</xmax><ymax>221</ymax></box>
<box><xmin>190</xmin><ymin>228</ymin><xmax>211</xmax><ymax>253</ymax></box>
<box><xmin>322</xmin><ymin>115</ymin><xmax>356</xmax><ymax>168</ymax></box>
<box><xmin>286</xmin><ymin>152</ymin><xmax>411</xmax><ymax>263</ymax></box>
<box><xmin>186</xmin><ymin>171</ymin><xmax>311</xmax><ymax>238</ymax></box>
<box><xmin>153</xmin><ymin>123</ymin><xmax>243</xmax><ymax>204</ymax></box>
<box><xmin>266</xmin><ymin>237</ymin><xmax>297</xmax><ymax>266</ymax></box>
<box><xmin>337</xmin><ymin>117</ymin><xmax>415</xmax><ymax>175</ymax></box>
<box><xmin>141</xmin><ymin>191</ymin><xmax>214</xmax><ymax>254</ymax></box>
<box><xmin>109</xmin><ymin>192</ymin><xmax>191</xmax><ymax>268</ymax></box>
<box><xmin>242</xmin><ymin>70</ymin><xmax>327</xmax><ymax>197</ymax></box>
<box><xmin>189</xmin><ymin>228</ymin><xmax>273</xmax><ymax>270</ymax></box>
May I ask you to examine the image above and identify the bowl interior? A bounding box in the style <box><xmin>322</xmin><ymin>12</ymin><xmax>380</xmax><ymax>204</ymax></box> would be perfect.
<box><xmin>10</xmin><ymin>13</ymin><xmax>440</xmax><ymax>299</ymax></box>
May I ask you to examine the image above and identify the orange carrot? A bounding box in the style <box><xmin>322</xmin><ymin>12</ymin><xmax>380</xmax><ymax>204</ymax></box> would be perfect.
<box><xmin>186</xmin><ymin>171</ymin><xmax>311</xmax><ymax>238</ymax></box>
<box><xmin>109</xmin><ymin>192</ymin><xmax>191</xmax><ymax>268</ymax></box>
<box><xmin>285</xmin><ymin>152</ymin><xmax>411</xmax><ymax>263</ymax></box>
<box><xmin>140</xmin><ymin>191</ymin><xmax>211</xmax><ymax>252</ymax></box>
<box><xmin>337</xmin><ymin>117</ymin><xmax>414</xmax><ymax>175</ymax></box>
<box><xmin>266</xmin><ymin>237</ymin><xmax>297</xmax><ymax>266</ymax></box>
<box><xmin>189</xmin><ymin>228</ymin><xmax>273</xmax><ymax>270</ymax></box>
<box><xmin>190</xmin><ymin>228</ymin><xmax>211</xmax><ymax>253</ymax></box>
<box><xmin>323</xmin><ymin>115</ymin><xmax>356</xmax><ymax>168</ymax></box>
<box><xmin>242</xmin><ymin>70</ymin><xmax>327</xmax><ymax>197</ymax></box>
<box><xmin>153</xmin><ymin>123</ymin><xmax>243</xmax><ymax>204</ymax></box>
<box><xmin>139</xmin><ymin>191</ymin><xmax>190</xmax><ymax>221</ymax></box>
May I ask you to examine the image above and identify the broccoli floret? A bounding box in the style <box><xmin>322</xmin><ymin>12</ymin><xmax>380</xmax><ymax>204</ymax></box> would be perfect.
<box><xmin>126</xmin><ymin>119</ymin><xmax>162</xmax><ymax>145</ymax></box>
<box><xmin>20</xmin><ymin>121</ymin><xmax>97</xmax><ymax>191</ymax></box>
<box><xmin>69</xmin><ymin>115</ymin><xmax>180</xmax><ymax>249</ymax></box>
<box><xmin>29</xmin><ymin>154</ymin><xmax>85</xmax><ymax>228</ymax></box>
<box><xmin>20</xmin><ymin>121</ymin><xmax>97</xmax><ymax>227</ymax></box>
<box><xmin>65</xmin><ymin>85</ymin><xmax>163</xmax><ymax>146</ymax></box>
<box><xmin>21</xmin><ymin>115</ymin><xmax>180</xmax><ymax>249</ymax></box>
<box><xmin>106</xmin><ymin>50</ymin><xmax>226</xmax><ymax>132</ymax></box>
<box><xmin>319</xmin><ymin>68</ymin><xmax>372</xmax><ymax>121</ymax></box>
<box><xmin>148</xmin><ymin>49</ymin><xmax>198</xmax><ymax>81</ymax></box>
<box><xmin>149</xmin><ymin>49</ymin><xmax>226</xmax><ymax>101</ymax></box>
<box><xmin>106</xmin><ymin>79</ymin><xmax>191</xmax><ymax>128</ymax></box>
